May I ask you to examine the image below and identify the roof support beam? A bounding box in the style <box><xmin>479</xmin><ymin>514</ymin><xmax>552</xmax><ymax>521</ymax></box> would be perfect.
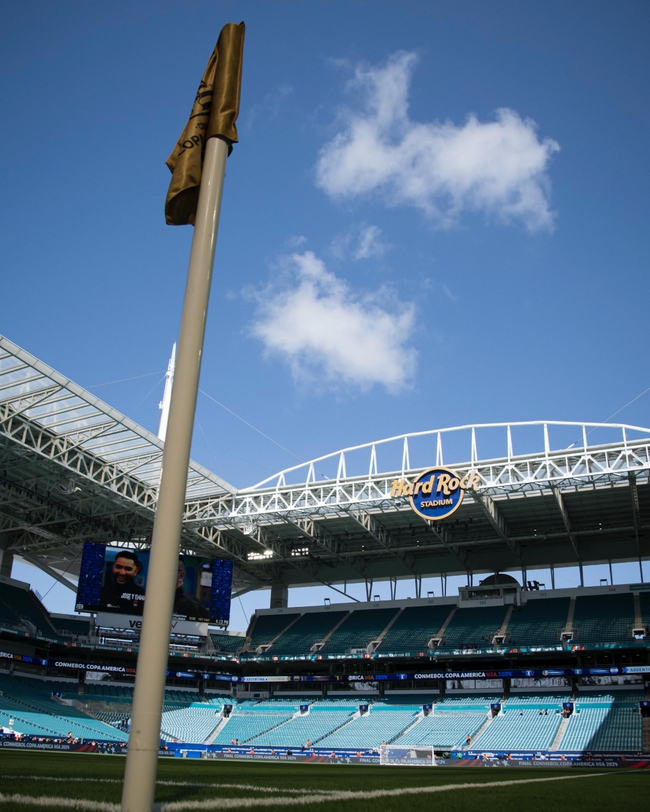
<box><xmin>471</xmin><ymin>490</ymin><xmax>520</xmax><ymax>559</ymax></box>
<box><xmin>288</xmin><ymin>516</ymin><xmax>368</xmax><ymax>579</ymax></box>
<box><xmin>18</xmin><ymin>553</ymin><xmax>78</xmax><ymax>592</ymax></box>
<box><xmin>551</xmin><ymin>485</ymin><xmax>580</xmax><ymax>561</ymax></box>
<box><xmin>629</xmin><ymin>472</ymin><xmax>642</xmax><ymax>557</ymax></box>
<box><xmin>250</xmin><ymin>522</ymin><xmax>363</xmax><ymax>599</ymax></box>
<box><xmin>0</xmin><ymin>384</ymin><xmax>63</xmax><ymax>424</ymax></box>
<box><xmin>347</xmin><ymin>509</ymin><xmax>417</xmax><ymax>575</ymax></box>
<box><xmin>421</xmin><ymin>519</ymin><xmax>467</xmax><ymax>569</ymax></box>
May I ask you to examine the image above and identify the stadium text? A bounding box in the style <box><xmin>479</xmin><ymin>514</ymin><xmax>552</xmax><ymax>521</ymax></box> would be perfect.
<box><xmin>390</xmin><ymin>470</ymin><xmax>481</xmax><ymax>498</ymax></box>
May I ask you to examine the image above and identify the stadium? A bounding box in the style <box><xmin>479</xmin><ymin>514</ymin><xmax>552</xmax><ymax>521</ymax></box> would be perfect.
<box><xmin>2</xmin><ymin>6</ymin><xmax>650</xmax><ymax>809</ymax></box>
<box><xmin>1</xmin><ymin>333</ymin><xmax>649</xmax><ymax>789</ymax></box>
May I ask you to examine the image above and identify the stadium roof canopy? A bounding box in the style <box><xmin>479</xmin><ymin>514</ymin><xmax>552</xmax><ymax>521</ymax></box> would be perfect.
<box><xmin>0</xmin><ymin>335</ymin><xmax>236</xmax><ymax>586</ymax></box>
<box><xmin>189</xmin><ymin>420</ymin><xmax>650</xmax><ymax>598</ymax></box>
<box><xmin>1</xmin><ymin>334</ymin><xmax>649</xmax><ymax>601</ymax></box>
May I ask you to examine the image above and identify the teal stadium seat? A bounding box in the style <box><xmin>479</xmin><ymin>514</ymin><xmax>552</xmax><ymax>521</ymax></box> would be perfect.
<box><xmin>210</xmin><ymin>633</ymin><xmax>244</xmax><ymax>654</ymax></box>
<box><xmin>438</xmin><ymin>605</ymin><xmax>509</xmax><ymax>650</ymax></box>
<box><xmin>506</xmin><ymin>598</ymin><xmax>570</xmax><ymax>647</ymax></box>
<box><xmin>243</xmin><ymin>613</ymin><xmax>301</xmax><ymax>655</ymax></box>
<box><xmin>471</xmin><ymin>708</ymin><xmax>561</xmax><ymax>751</ymax></box>
<box><xmin>378</xmin><ymin>604</ymin><xmax>454</xmax><ymax>653</ymax></box>
<box><xmin>267</xmin><ymin>611</ymin><xmax>348</xmax><ymax>656</ymax></box>
<box><xmin>0</xmin><ymin>674</ymin><xmax>128</xmax><ymax>741</ymax></box>
<box><xmin>560</xmin><ymin>691</ymin><xmax>643</xmax><ymax>752</ymax></box>
<box><xmin>322</xmin><ymin>608</ymin><xmax>399</xmax><ymax>654</ymax></box>
<box><xmin>572</xmin><ymin>594</ymin><xmax>635</xmax><ymax>646</ymax></box>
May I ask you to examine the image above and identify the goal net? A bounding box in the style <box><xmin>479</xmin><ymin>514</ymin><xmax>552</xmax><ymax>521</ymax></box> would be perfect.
<box><xmin>379</xmin><ymin>745</ymin><xmax>436</xmax><ymax>766</ymax></box>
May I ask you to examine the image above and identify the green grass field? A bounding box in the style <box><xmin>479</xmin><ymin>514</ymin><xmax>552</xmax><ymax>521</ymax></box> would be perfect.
<box><xmin>0</xmin><ymin>751</ymin><xmax>647</xmax><ymax>812</ymax></box>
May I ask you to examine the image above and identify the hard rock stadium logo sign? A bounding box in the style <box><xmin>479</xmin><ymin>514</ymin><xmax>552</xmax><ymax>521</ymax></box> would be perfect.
<box><xmin>390</xmin><ymin>467</ymin><xmax>481</xmax><ymax>521</ymax></box>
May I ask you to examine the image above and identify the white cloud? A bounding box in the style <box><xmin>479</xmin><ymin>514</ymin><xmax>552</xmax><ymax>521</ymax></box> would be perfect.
<box><xmin>330</xmin><ymin>223</ymin><xmax>390</xmax><ymax>260</ymax></box>
<box><xmin>354</xmin><ymin>224</ymin><xmax>389</xmax><ymax>259</ymax></box>
<box><xmin>316</xmin><ymin>52</ymin><xmax>560</xmax><ymax>231</ymax></box>
<box><xmin>250</xmin><ymin>251</ymin><xmax>416</xmax><ymax>392</ymax></box>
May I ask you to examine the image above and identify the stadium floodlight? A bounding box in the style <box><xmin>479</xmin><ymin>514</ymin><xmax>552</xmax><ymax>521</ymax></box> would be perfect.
<box><xmin>379</xmin><ymin>745</ymin><xmax>436</xmax><ymax>766</ymax></box>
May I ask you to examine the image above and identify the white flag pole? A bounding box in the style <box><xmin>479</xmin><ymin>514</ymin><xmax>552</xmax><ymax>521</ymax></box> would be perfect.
<box><xmin>121</xmin><ymin>135</ymin><xmax>229</xmax><ymax>812</ymax></box>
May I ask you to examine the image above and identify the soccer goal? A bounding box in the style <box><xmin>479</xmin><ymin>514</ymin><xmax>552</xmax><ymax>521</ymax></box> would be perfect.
<box><xmin>379</xmin><ymin>745</ymin><xmax>436</xmax><ymax>766</ymax></box>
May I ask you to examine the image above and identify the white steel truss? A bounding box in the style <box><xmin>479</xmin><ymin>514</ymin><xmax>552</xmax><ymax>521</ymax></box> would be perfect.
<box><xmin>185</xmin><ymin>421</ymin><xmax>650</xmax><ymax>529</ymax></box>
<box><xmin>0</xmin><ymin>334</ymin><xmax>235</xmax><ymax>505</ymax></box>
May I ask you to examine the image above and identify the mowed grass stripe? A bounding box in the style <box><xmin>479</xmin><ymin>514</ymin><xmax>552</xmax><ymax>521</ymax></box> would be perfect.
<box><xmin>0</xmin><ymin>771</ymin><xmax>614</xmax><ymax>811</ymax></box>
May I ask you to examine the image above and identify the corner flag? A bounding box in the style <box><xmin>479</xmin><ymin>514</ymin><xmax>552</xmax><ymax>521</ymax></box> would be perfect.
<box><xmin>165</xmin><ymin>22</ymin><xmax>245</xmax><ymax>225</ymax></box>
<box><xmin>122</xmin><ymin>22</ymin><xmax>244</xmax><ymax>812</ymax></box>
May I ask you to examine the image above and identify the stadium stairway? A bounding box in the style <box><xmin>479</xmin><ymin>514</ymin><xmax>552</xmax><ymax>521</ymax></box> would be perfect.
<box><xmin>554</xmin><ymin>692</ymin><xmax>643</xmax><ymax>752</ymax></box>
<box><xmin>262</xmin><ymin>613</ymin><xmax>303</xmax><ymax>652</ymax></box>
<box><xmin>240</xmin><ymin>713</ymin><xmax>296</xmax><ymax>744</ymax></box>
<box><xmin>633</xmin><ymin>593</ymin><xmax>643</xmax><ymax>630</ymax></box>
<box><xmin>562</xmin><ymin>597</ymin><xmax>576</xmax><ymax>638</ymax></box>
<box><xmin>318</xmin><ymin>612</ymin><xmax>352</xmax><ymax>648</ymax></box>
<box><xmin>393</xmin><ymin>710</ymin><xmax>486</xmax><ymax>749</ymax></box>
<box><xmin>322</xmin><ymin>608</ymin><xmax>400</xmax><ymax>655</ymax></box>
<box><xmin>377</xmin><ymin>604</ymin><xmax>454</xmax><ymax>654</ymax></box>
<box><xmin>464</xmin><ymin>713</ymin><xmax>495</xmax><ymax>748</ymax></box>
<box><xmin>439</xmin><ymin>605</ymin><xmax>509</xmax><ymax>651</ymax></box>
<box><xmin>370</xmin><ymin>607</ymin><xmax>403</xmax><ymax>651</ymax></box>
<box><xmin>550</xmin><ymin>713</ymin><xmax>571</xmax><ymax>750</ymax></box>
<box><xmin>315</xmin><ymin>708</ymin><xmax>418</xmax><ymax>749</ymax></box>
<box><xmin>435</xmin><ymin>605</ymin><xmax>457</xmax><ymax>641</ymax></box>
<box><xmin>242</xmin><ymin>613</ymin><xmax>302</xmax><ymax>655</ymax></box>
<box><xmin>389</xmin><ymin>710</ymin><xmax>425</xmax><ymax>743</ymax></box>
<box><xmin>269</xmin><ymin>612</ymin><xmax>348</xmax><ymax>657</ymax></box>
<box><xmin>205</xmin><ymin>713</ymin><xmax>231</xmax><ymax>744</ymax></box>
<box><xmin>495</xmin><ymin>605</ymin><xmax>514</xmax><ymax>641</ymax></box>
<box><xmin>246</xmin><ymin>708</ymin><xmax>356</xmax><ymax>748</ymax></box>
<box><xmin>211</xmin><ymin>710</ymin><xmax>294</xmax><ymax>745</ymax></box>
<box><xmin>159</xmin><ymin>707</ymin><xmax>223</xmax><ymax>743</ymax></box>
<box><xmin>643</xmin><ymin>718</ymin><xmax>650</xmax><ymax>752</ymax></box>
<box><xmin>313</xmin><ymin>611</ymin><xmax>352</xmax><ymax>652</ymax></box>
<box><xmin>471</xmin><ymin>709</ymin><xmax>563</xmax><ymax>752</ymax></box>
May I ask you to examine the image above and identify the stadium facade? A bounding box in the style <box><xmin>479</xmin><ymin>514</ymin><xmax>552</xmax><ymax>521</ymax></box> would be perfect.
<box><xmin>1</xmin><ymin>334</ymin><xmax>649</xmax><ymax>762</ymax></box>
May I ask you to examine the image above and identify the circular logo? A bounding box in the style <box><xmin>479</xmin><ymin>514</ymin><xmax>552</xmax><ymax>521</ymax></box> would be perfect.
<box><xmin>410</xmin><ymin>467</ymin><xmax>465</xmax><ymax>521</ymax></box>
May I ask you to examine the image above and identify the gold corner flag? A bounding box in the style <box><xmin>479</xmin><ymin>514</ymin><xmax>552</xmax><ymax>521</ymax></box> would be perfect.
<box><xmin>165</xmin><ymin>22</ymin><xmax>245</xmax><ymax>226</ymax></box>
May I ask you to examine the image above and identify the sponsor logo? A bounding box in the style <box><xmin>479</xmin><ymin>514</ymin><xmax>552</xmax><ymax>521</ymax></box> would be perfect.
<box><xmin>390</xmin><ymin>468</ymin><xmax>481</xmax><ymax>521</ymax></box>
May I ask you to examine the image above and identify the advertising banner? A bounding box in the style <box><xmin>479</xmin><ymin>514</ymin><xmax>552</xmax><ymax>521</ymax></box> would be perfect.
<box><xmin>95</xmin><ymin>612</ymin><xmax>208</xmax><ymax>636</ymax></box>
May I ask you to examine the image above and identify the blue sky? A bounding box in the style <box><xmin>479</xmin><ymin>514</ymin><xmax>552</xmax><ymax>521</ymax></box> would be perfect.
<box><xmin>2</xmin><ymin>1</ymin><xmax>649</xmax><ymax>629</ymax></box>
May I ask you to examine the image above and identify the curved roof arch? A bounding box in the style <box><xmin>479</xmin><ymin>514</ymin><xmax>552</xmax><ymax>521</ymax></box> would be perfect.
<box><xmin>186</xmin><ymin>420</ymin><xmax>650</xmax><ymax>593</ymax></box>
<box><xmin>245</xmin><ymin>420</ymin><xmax>650</xmax><ymax>491</ymax></box>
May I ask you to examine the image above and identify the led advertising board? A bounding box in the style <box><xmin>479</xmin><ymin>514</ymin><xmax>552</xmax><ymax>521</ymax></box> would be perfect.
<box><xmin>75</xmin><ymin>543</ymin><xmax>233</xmax><ymax>625</ymax></box>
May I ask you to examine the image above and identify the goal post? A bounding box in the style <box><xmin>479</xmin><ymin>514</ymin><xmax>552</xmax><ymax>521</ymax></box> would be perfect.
<box><xmin>379</xmin><ymin>745</ymin><xmax>436</xmax><ymax>766</ymax></box>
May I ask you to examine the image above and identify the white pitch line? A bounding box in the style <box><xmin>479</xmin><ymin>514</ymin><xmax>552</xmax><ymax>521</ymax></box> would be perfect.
<box><xmin>0</xmin><ymin>771</ymin><xmax>613</xmax><ymax>811</ymax></box>
<box><xmin>154</xmin><ymin>772</ymin><xmax>615</xmax><ymax>811</ymax></box>
<box><xmin>0</xmin><ymin>777</ymin><xmax>336</xmax><ymax>796</ymax></box>
<box><xmin>0</xmin><ymin>797</ymin><xmax>118</xmax><ymax>812</ymax></box>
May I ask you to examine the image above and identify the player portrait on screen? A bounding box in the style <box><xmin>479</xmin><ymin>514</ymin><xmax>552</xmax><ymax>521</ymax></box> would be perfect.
<box><xmin>173</xmin><ymin>557</ymin><xmax>210</xmax><ymax>621</ymax></box>
<box><xmin>99</xmin><ymin>550</ymin><xmax>146</xmax><ymax>615</ymax></box>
